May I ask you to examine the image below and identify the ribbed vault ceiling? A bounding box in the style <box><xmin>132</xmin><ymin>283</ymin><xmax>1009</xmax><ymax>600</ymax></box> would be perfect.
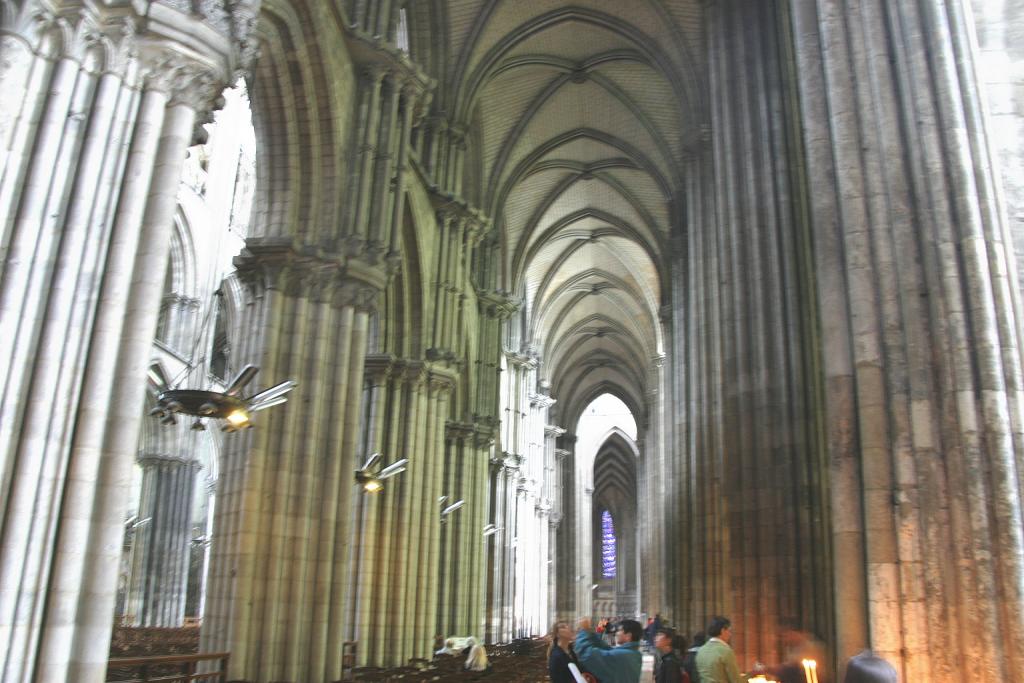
<box><xmin>439</xmin><ymin>0</ymin><xmax>706</xmax><ymax>421</ymax></box>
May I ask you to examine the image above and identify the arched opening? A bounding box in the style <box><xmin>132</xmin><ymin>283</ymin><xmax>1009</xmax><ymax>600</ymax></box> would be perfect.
<box><xmin>560</xmin><ymin>392</ymin><xmax>639</xmax><ymax>620</ymax></box>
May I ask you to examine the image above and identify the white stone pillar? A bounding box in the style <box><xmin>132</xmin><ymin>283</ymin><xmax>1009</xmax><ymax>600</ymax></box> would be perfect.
<box><xmin>126</xmin><ymin>455</ymin><xmax>201</xmax><ymax>627</ymax></box>
<box><xmin>0</xmin><ymin>6</ymin><xmax>231</xmax><ymax>679</ymax></box>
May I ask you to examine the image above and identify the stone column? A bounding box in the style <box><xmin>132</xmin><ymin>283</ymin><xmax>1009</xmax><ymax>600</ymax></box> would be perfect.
<box><xmin>485</xmin><ymin>457</ymin><xmax>505</xmax><ymax>642</ymax></box>
<box><xmin>421</xmin><ymin>377</ymin><xmax>453</xmax><ymax>656</ymax></box>
<box><xmin>0</xmin><ymin>4</ymin><xmax>234</xmax><ymax>680</ymax></box>
<box><xmin>126</xmin><ymin>454</ymin><xmax>200</xmax><ymax>627</ymax></box>
<box><xmin>351</xmin><ymin>357</ymin><xmax>392</xmax><ymax>665</ymax></box>
<box><xmin>696</xmin><ymin>1</ymin><xmax>837</xmax><ymax>672</ymax></box>
<box><xmin>365</xmin><ymin>361</ymin><xmax>407</xmax><ymax>665</ymax></box>
<box><xmin>340</xmin><ymin>42</ymin><xmax>431</xmax><ymax>261</ymax></box>
<box><xmin>554</xmin><ymin>441</ymin><xmax>575</xmax><ymax>622</ymax></box>
<box><xmin>200</xmin><ymin>246</ymin><xmax>385</xmax><ymax>682</ymax></box>
<box><xmin>394</xmin><ymin>365</ymin><xmax>428</xmax><ymax>663</ymax></box>
<box><xmin>543</xmin><ymin>424</ymin><xmax>564</xmax><ymax>625</ymax></box>
<box><xmin>780</xmin><ymin>0</ymin><xmax>1024</xmax><ymax>679</ymax></box>
<box><xmin>437</xmin><ymin>422</ymin><xmax>482</xmax><ymax>638</ymax></box>
<box><xmin>469</xmin><ymin>429</ymin><xmax>494</xmax><ymax>637</ymax></box>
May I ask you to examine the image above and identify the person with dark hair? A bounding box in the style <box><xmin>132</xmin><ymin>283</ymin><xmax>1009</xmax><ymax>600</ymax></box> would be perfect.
<box><xmin>683</xmin><ymin>631</ymin><xmax>705</xmax><ymax>683</ymax></box>
<box><xmin>695</xmin><ymin>617</ymin><xmax>743</xmax><ymax>683</ymax></box>
<box><xmin>575</xmin><ymin>616</ymin><xmax>643</xmax><ymax>682</ymax></box>
<box><xmin>671</xmin><ymin>632</ymin><xmax>689</xmax><ymax>658</ymax></box>
<box><xmin>654</xmin><ymin>628</ymin><xmax>689</xmax><ymax>683</ymax></box>
<box><xmin>843</xmin><ymin>651</ymin><xmax>897</xmax><ymax>683</ymax></box>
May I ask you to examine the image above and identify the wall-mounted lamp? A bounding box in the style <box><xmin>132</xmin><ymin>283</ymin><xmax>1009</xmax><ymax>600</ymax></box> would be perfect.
<box><xmin>355</xmin><ymin>453</ymin><xmax>408</xmax><ymax>493</ymax></box>
<box><xmin>440</xmin><ymin>495</ymin><xmax>465</xmax><ymax>522</ymax></box>
<box><xmin>482</xmin><ymin>524</ymin><xmax>501</xmax><ymax>537</ymax></box>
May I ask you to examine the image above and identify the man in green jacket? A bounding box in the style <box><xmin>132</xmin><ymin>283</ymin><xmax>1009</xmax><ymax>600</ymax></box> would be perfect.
<box><xmin>695</xmin><ymin>616</ymin><xmax>746</xmax><ymax>683</ymax></box>
<box><xmin>575</xmin><ymin>617</ymin><xmax>643</xmax><ymax>682</ymax></box>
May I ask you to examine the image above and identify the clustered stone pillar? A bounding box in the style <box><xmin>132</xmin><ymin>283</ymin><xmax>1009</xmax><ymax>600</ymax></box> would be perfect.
<box><xmin>553</xmin><ymin>440</ymin><xmax>576</xmax><ymax>622</ymax></box>
<box><xmin>0</xmin><ymin>3</ymin><xmax>232</xmax><ymax>680</ymax></box>
<box><xmin>665</xmin><ymin>0</ymin><xmax>833</xmax><ymax>671</ymax></box>
<box><xmin>125</xmin><ymin>454</ymin><xmax>200</xmax><ymax>627</ymax></box>
<box><xmin>486</xmin><ymin>457</ymin><xmax>522</xmax><ymax>642</ymax></box>
<box><xmin>435</xmin><ymin>422</ymin><xmax>492</xmax><ymax>640</ymax></box>
<box><xmin>487</xmin><ymin>347</ymin><xmax>559</xmax><ymax>639</ymax></box>
<box><xmin>640</xmin><ymin>361</ymin><xmax>665</xmax><ymax>617</ymax></box>
<box><xmin>343</xmin><ymin>59</ymin><xmax>430</xmax><ymax>265</ymax></box>
<box><xmin>785</xmin><ymin>0</ymin><xmax>1024</xmax><ymax>679</ymax></box>
<box><xmin>200</xmin><ymin>248</ymin><xmax>383</xmax><ymax>682</ymax></box>
<box><xmin>543</xmin><ymin>424</ymin><xmax>564</xmax><ymax>624</ymax></box>
<box><xmin>197</xmin><ymin>16</ymin><xmax>434</xmax><ymax>677</ymax></box>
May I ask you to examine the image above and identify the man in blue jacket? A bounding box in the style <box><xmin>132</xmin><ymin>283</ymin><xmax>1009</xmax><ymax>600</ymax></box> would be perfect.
<box><xmin>575</xmin><ymin>616</ymin><xmax>643</xmax><ymax>682</ymax></box>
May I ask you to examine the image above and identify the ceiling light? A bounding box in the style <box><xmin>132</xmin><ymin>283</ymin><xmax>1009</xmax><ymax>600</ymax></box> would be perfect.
<box><xmin>226</xmin><ymin>409</ymin><xmax>249</xmax><ymax>427</ymax></box>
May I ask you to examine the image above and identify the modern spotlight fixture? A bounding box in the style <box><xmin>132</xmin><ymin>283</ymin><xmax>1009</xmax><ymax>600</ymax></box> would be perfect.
<box><xmin>439</xmin><ymin>495</ymin><xmax>465</xmax><ymax>522</ymax></box>
<box><xmin>150</xmin><ymin>364</ymin><xmax>296</xmax><ymax>432</ymax></box>
<box><xmin>354</xmin><ymin>453</ymin><xmax>408</xmax><ymax>493</ymax></box>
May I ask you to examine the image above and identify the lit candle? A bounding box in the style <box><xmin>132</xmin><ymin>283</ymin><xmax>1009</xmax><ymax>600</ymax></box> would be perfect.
<box><xmin>801</xmin><ymin>659</ymin><xmax>819</xmax><ymax>683</ymax></box>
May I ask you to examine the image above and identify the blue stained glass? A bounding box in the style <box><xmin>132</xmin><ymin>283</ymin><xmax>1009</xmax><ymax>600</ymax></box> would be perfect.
<box><xmin>601</xmin><ymin>510</ymin><xmax>616</xmax><ymax>578</ymax></box>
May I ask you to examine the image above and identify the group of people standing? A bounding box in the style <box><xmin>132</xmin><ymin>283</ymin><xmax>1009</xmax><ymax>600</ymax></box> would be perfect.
<box><xmin>547</xmin><ymin>615</ymin><xmax>899</xmax><ymax>683</ymax></box>
<box><xmin>546</xmin><ymin>614</ymin><xmax>747</xmax><ymax>683</ymax></box>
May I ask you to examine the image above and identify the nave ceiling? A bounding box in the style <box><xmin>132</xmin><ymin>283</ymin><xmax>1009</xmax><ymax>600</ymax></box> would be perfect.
<box><xmin>405</xmin><ymin>0</ymin><xmax>706</xmax><ymax>422</ymax></box>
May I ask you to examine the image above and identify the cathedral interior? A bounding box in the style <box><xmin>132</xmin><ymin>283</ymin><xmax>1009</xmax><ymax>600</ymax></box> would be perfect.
<box><xmin>2</xmin><ymin>0</ymin><xmax>1024</xmax><ymax>681</ymax></box>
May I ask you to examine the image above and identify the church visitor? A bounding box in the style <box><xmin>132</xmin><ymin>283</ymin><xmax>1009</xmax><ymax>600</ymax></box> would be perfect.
<box><xmin>683</xmin><ymin>631</ymin><xmax>705</xmax><ymax>683</ymax></box>
<box><xmin>695</xmin><ymin>616</ymin><xmax>743</xmax><ymax>683</ymax></box>
<box><xmin>464</xmin><ymin>637</ymin><xmax>490</xmax><ymax>672</ymax></box>
<box><xmin>842</xmin><ymin>651</ymin><xmax>897</xmax><ymax>683</ymax></box>
<box><xmin>654</xmin><ymin>628</ymin><xmax>688</xmax><ymax>683</ymax></box>
<box><xmin>575</xmin><ymin>616</ymin><xmax>643</xmax><ymax>682</ymax></box>
<box><xmin>547</xmin><ymin>621</ymin><xmax>579</xmax><ymax>683</ymax></box>
<box><xmin>435</xmin><ymin>637</ymin><xmax>460</xmax><ymax>657</ymax></box>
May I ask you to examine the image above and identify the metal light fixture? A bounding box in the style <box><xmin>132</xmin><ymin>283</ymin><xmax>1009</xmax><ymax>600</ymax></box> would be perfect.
<box><xmin>439</xmin><ymin>495</ymin><xmax>465</xmax><ymax>522</ymax></box>
<box><xmin>482</xmin><ymin>523</ymin><xmax>501</xmax><ymax>537</ymax></box>
<box><xmin>355</xmin><ymin>453</ymin><xmax>408</xmax><ymax>493</ymax></box>
<box><xmin>150</xmin><ymin>364</ymin><xmax>296</xmax><ymax>433</ymax></box>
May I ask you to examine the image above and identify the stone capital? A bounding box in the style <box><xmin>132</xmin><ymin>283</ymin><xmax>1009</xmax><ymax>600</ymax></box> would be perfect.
<box><xmin>363</xmin><ymin>354</ymin><xmax>396</xmax><ymax>384</ymax></box>
<box><xmin>139</xmin><ymin>52</ymin><xmax>226</xmax><ymax>148</ymax></box>
<box><xmin>234</xmin><ymin>239</ymin><xmax>389</xmax><ymax>311</ymax></box>
<box><xmin>506</xmin><ymin>350</ymin><xmax>538</xmax><ymax>369</ymax></box>
<box><xmin>530</xmin><ymin>393</ymin><xmax>557</xmax><ymax>409</ymax></box>
<box><xmin>332</xmin><ymin>279</ymin><xmax>380</xmax><ymax>313</ymax></box>
<box><xmin>137</xmin><ymin>451</ymin><xmax>200</xmax><ymax>468</ymax></box>
<box><xmin>545</xmin><ymin>425</ymin><xmax>567</xmax><ymax>439</ymax></box>
<box><xmin>401</xmin><ymin>362</ymin><xmax>429</xmax><ymax>389</ymax></box>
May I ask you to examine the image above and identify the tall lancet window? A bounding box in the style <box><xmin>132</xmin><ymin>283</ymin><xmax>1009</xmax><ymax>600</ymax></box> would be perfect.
<box><xmin>396</xmin><ymin>7</ymin><xmax>409</xmax><ymax>53</ymax></box>
<box><xmin>601</xmin><ymin>510</ymin><xmax>616</xmax><ymax>578</ymax></box>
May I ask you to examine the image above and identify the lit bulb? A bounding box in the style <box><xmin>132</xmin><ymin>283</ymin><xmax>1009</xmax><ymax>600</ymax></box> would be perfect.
<box><xmin>363</xmin><ymin>479</ymin><xmax>383</xmax><ymax>493</ymax></box>
<box><xmin>226</xmin><ymin>409</ymin><xmax>250</xmax><ymax>427</ymax></box>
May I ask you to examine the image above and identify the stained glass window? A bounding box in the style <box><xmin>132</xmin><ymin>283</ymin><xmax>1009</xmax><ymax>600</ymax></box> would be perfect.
<box><xmin>601</xmin><ymin>510</ymin><xmax>616</xmax><ymax>578</ymax></box>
